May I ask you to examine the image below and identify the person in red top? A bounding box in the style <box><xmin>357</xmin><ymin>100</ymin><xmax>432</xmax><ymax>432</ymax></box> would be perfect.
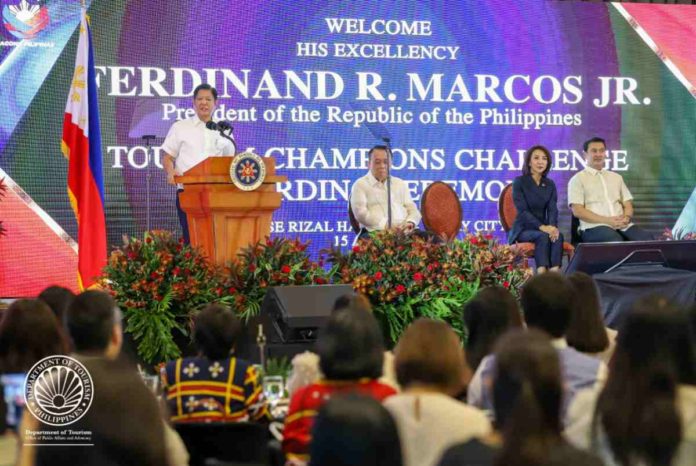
<box><xmin>282</xmin><ymin>308</ymin><xmax>397</xmax><ymax>464</ymax></box>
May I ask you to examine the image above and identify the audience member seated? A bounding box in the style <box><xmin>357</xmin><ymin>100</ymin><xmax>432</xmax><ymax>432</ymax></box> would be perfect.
<box><xmin>37</xmin><ymin>285</ymin><xmax>75</xmax><ymax>324</ymax></box>
<box><xmin>568</xmin><ymin>136</ymin><xmax>652</xmax><ymax>243</ymax></box>
<box><xmin>162</xmin><ymin>304</ymin><xmax>269</xmax><ymax>424</ymax></box>
<box><xmin>283</xmin><ymin>308</ymin><xmax>397</xmax><ymax>465</ymax></box>
<box><xmin>309</xmin><ymin>394</ymin><xmax>403</xmax><ymax>466</ymax></box>
<box><xmin>567</xmin><ymin>272</ymin><xmax>617</xmax><ymax>364</ymax></box>
<box><xmin>19</xmin><ymin>358</ymin><xmax>170</xmax><ymax>466</ymax></box>
<box><xmin>66</xmin><ymin>290</ymin><xmax>189</xmax><ymax>466</ymax></box>
<box><xmin>0</xmin><ymin>299</ymin><xmax>68</xmax><ymax>438</ymax></box>
<box><xmin>0</xmin><ymin>299</ymin><xmax>68</xmax><ymax>375</ymax></box>
<box><xmin>384</xmin><ymin>319</ymin><xmax>491</xmax><ymax>466</ymax></box>
<box><xmin>439</xmin><ymin>330</ymin><xmax>603</xmax><ymax>466</ymax></box>
<box><xmin>565</xmin><ymin>296</ymin><xmax>696</xmax><ymax>466</ymax></box>
<box><xmin>468</xmin><ymin>273</ymin><xmax>607</xmax><ymax>423</ymax></box>
<box><xmin>463</xmin><ymin>286</ymin><xmax>523</xmax><ymax>374</ymax></box>
<box><xmin>65</xmin><ymin>290</ymin><xmax>123</xmax><ymax>360</ymax></box>
<box><xmin>286</xmin><ymin>293</ymin><xmax>398</xmax><ymax>396</ymax></box>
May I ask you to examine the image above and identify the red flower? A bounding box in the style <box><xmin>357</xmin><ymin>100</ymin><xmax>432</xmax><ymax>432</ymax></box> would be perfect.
<box><xmin>352</xmin><ymin>245</ymin><xmax>361</xmax><ymax>253</ymax></box>
<box><xmin>314</xmin><ymin>277</ymin><xmax>327</xmax><ymax>285</ymax></box>
<box><xmin>248</xmin><ymin>264</ymin><xmax>257</xmax><ymax>273</ymax></box>
<box><xmin>281</xmin><ymin>265</ymin><xmax>291</xmax><ymax>274</ymax></box>
<box><xmin>373</xmin><ymin>271</ymin><xmax>383</xmax><ymax>281</ymax></box>
<box><xmin>484</xmin><ymin>234</ymin><xmax>493</xmax><ymax>240</ymax></box>
<box><xmin>413</xmin><ymin>272</ymin><xmax>424</xmax><ymax>282</ymax></box>
<box><xmin>395</xmin><ymin>284</ymin><xmax>406</xmax><ymax>294</ymax></box>
<box><xmin>172</xmin><ymin>267</ymin><xmax>181</xmax><ymax>277</ymax></box>
<box><xmin>503</xmin><ymin>281</ymin><xmax>510</xmax><ymax>289</ymax></box>
<box><xmin>507</xmin><ymin>265</ymin><xmax>514</xmax><ymax>272</ymax></box>
<box><xmin>228</xmin><ymin>287</ymin><xmax>237</xmax><ymax>294</ymax></box>
<box><xmin>184</xmin><ymin>252</ymin><xmax>192</xmax><ymax>259</ymax></box>
<box><xmin>127</xmin><ymin>251</ymin><xmax>137</xmax><ymax>260</ymax></box>
<box><xmin>149</xmin><ymin>272</ymin><xmax>159</xmax><ymax>280</ymax></box>
<box><xmin>266</xmin><ymin>239</ymin><xmax>274</xmax><ymax>247</ymax></box>
<box><xmin>469</xmin><ymin>237</ymin><xmax>479</xmax><ymax>245</ymax></box>
<box><xmin>145</xmin><ymin>237</ymin><xmax>153</xmax><ymax>244</ymax></box>
<box><xmin>178</xmin><ymin>237</ymin><xmax>185</xmax><ymax>244</ymax></box>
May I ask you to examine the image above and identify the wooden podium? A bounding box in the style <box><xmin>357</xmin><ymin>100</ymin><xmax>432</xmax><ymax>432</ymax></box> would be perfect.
<box><xmin>175</xmin><ymin>156</ymin><xmax>287</xmax><ymax>265</ymax></box>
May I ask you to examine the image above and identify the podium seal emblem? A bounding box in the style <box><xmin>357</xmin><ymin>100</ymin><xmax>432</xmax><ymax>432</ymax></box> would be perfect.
<box><xmin>230</xmin><ymin>152</ymin><xmax>266</xmax><ymax>191</ymax></box>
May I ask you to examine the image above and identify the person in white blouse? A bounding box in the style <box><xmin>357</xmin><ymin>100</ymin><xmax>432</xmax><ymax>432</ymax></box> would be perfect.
<box><xmin>161</xmin><ymin>83</ymin><xmax>236</xmax><ymax>244</ymax></box>
<box><xmin>350</xmin><ymin>145</ymin><xmax>421</xmax><ymax>240</ymax></box>
<box><xmin>568</xmin><ymin>137</ymin><xmax>652</xmax><ymax>243</ymax></box>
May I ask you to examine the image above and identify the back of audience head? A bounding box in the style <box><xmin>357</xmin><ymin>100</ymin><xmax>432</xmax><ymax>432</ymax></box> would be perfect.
<box><xmin>463</xmin><ymin>286</ymin><xmax>523</xmax><ymax>371</ymax></box>
<box><xmin>492</xmin><ymin>329</ymin><xmax>563</xmax><ymax>466</ymax></box>
<box><xmin>333</xmin><ymin>292</ymin><xmax>372</xmax><ymax>313</ymax></box>
<box><xmin>520</xmin><ymin>273</ymin><xmax>574</xmax><ymax>339</ymax></box>
<box><xmin>566</xmin><ymin>272</ymin><xmax>609</xmax><ymax>354</ymax></box>
<box><xmin>37</xmin><ymin>285</ymin><xmax>75</xmax><ymax>323</ymax></box>
<box><xmin>0</xmin><ymin>299</ymin><xmax>68</xmax><ymax>373</ymax></box>
<box><xmin>317</xmin><ymin>308</ymin><xmax>384</xmax><ymax>381</ymax></box>
<box><xmin>66</xmin><ymin>290</ymin><xmax>122</xmax><ymax>359</ymax></box>
<box><xmin>33</xmin><ymin>358</ymin><xmax>167</xmax><ymax>466</ymax></box>
<box><xmin>594</xmin><ymin>296</ymin><xmax>696</xmax><ymax>466</ymax></box>
<box><xmin>193</xmin><ymin>303</ymin><xmax>242</xmax><ymax>360</ymax></box>
<box><xmin>394</xmin><ymin>318</ymin><xmax>466</xmax><ymax>396</ymax></box>
<box><xmin>309</xmin><ymin>393</ymin><xmax>402</xmax><ymax>466</ymax></box>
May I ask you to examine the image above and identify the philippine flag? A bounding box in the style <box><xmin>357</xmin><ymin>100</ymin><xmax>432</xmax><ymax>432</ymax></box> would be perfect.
<box><xmin>61</xmin><ymin>8</ymin><xmax>106</xmax><ymax>290</ymax></box>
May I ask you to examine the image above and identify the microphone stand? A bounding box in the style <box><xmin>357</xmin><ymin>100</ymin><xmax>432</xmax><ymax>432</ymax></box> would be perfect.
<box><xmin>383</xmin><ymin>137</ymin><xmax>393</xmax><ymax>229</ymax></box>
<box><xmin>142</xmin><ymin>135</ymin><xmax>156</xmax><ymax>232</ymax></box>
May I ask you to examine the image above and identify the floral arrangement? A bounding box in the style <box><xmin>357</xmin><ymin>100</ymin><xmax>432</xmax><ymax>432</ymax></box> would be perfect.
<box><xmin>0</xmin><ymin>177</ymin><xmax>7</xmax><ymax>238</ymax></box>
<box><xmin>101</xmin><ymin>230</ymin><xmax>233</xmax><ymax>365</ymax></box>
<box><xmin>226</xmin><ymin>237</ymin><xmax>332</xmax><ymax>320</ymax></box>
<box><xmin>325</xmin><ymin>230</ymin><xmax>530</xmax><ymax>345</ymax></box>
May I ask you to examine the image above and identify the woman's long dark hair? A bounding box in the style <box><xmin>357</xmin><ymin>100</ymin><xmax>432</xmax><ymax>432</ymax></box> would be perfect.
<box><xmin>309</xmin><ymin>394</ymin><xmax>402</xmax><ymax>466</ymax></box>
<box><xmin>566</xmin><ymin>272</ymin><xmax>609</xmax><ymax>354</ymax></box>
<box><xmin>463</xmin><ymin>286</ymin><xmax>523</xmax><ymax>371</ymax></box>
<box><xmin>493</xmin><ymin>329</ymin><xmax>564</xmax><ymax>466</ymax></box>
<box><xmin>593</xmin><ymin>296</ymin><xmax>696</xmax><ymax>466</ymax></box>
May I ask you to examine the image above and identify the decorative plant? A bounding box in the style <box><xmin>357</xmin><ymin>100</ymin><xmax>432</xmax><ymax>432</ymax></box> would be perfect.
<box><xmin>101</xmin><ymin>230</ymin><xmax>233</xmax><ymax>365</ymax></box>
<box><xmin>325</xmin><ymin>230</ymin><xmax>530</xmax><ymax>345</ymax></box>
<box><xmin>226</xmin><ymin>237</ymin><xmax>332</xmax><ymax>320</ymax></box>
<box><xmin>263</xmin><ymin>356</ymin><xmax>292</xmax><ymax>379</ymax></box>
<box><xmin>0</xmin><ymin>177</ymin><xmax>7</xmax><ymax>238</ymax></box>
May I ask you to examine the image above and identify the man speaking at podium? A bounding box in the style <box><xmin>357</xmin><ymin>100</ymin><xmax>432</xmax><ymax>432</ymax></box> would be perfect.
<box><xmin>162</xmin><ymin>84</ymin><xmax>236</xmax><ymax>244</ymax></box>
<box><xmin>350</xmin><ymin>145</ymin><xmax>421</xmax><ymax>240</ymax></box>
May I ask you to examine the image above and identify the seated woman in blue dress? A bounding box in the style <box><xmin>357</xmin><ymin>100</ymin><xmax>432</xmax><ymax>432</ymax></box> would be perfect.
<box><xmin>161</xmin><ymin>304</ymin><xmax>270</xmax><ymax>423</ymax></box>
<box><xmin>509</xmin><ymin>145</ymin><xmax>563</xmax><ymax>273</ymax></box>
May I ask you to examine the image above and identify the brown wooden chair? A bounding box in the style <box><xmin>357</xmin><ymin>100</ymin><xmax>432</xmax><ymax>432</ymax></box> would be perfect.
<box><xmin>348</xmin><ymin>202</ymin><xmax>360</xmax><ymax>234</ymax></box>
<box><xmin>498</xmin><ymin>183</ymin><xmax>574</xmax><ymax>263</ymax></box>
<box><xmin>421</xmin><ymin>181</ymin><xmax>462</xmax><ymax>241</ymax></box>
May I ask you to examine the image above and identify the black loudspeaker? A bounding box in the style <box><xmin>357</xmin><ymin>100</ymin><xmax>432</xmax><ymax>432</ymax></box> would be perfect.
<box><xmin>261</xmin><ymin>284</ymin><xmax>354</xmax><ymax>343</ymax></box>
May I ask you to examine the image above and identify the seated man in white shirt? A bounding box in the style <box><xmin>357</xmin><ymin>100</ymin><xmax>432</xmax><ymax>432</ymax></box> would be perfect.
<box><xmin>568</xmin><ymin>137</ymin><xmax>652</xmax><ymax>243</ymax></box>
<box><xmin>161</xmin><ymin>83</ymin><xmax>236</xmax><ymax>244</ymax></box>
<box><xmin>350</xmin><ymin>145</ymin><xmax>421</xmax><ymax>240</ymax></box>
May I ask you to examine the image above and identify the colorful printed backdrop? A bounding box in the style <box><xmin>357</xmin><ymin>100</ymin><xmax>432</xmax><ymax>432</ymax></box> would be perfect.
<box><xmin>1</xmin><ymin>1</ymin><xmax>695</xmax><ymax>296</ymax></box>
